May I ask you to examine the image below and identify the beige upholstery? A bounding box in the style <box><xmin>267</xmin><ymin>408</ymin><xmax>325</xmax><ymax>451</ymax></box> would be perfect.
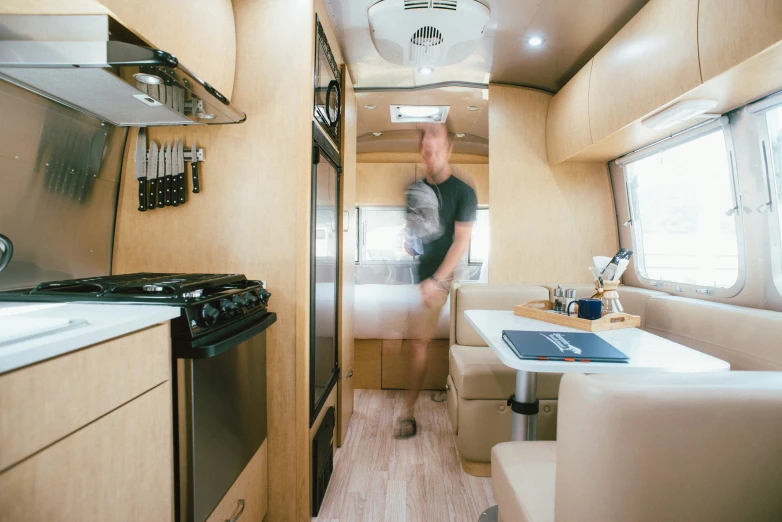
<box><xmin>646</xmin><ymin>296</ymin><xmax>782</xmax><ymax>370</ymax></box>
<box><xmin>542</xmin><ymin>283</ymin><xmax>668</xmax><ymax>329</ymax></box>
<box><xmin>492</xmin><ymin>442</ymin><xmax>556</xmax><ymax>522</ymax></box>
<box><xmin>493</xmin><ymin>372</ymin><xmax>782</xmax><ymax>522</ymax></box>
<box><xmin>450</xmin><ymin>283</ymin><xmax>550</xmax><ymax>346</ymax></box>
<box><xmin>450</xmin><ymin>345</ymin><xmax>561</xmax><ymax>399</ymax></box>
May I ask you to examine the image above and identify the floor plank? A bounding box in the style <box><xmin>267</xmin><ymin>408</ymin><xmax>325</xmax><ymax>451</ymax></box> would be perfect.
<box><xmin>314</xmin><ymin>390</ymin><xmax>494</xmax><ymax>522</ymax></box>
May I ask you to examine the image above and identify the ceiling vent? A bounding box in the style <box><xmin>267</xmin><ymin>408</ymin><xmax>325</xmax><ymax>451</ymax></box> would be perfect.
<box><xmin>369</xmin><ymin>0</ymin><xmax>490</xmax><ymax>67</ymax></box>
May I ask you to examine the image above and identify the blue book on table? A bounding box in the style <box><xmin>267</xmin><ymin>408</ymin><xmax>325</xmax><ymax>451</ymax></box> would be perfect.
<box><xmin>501</xmin><ymin>330</ymin><xmax>629</xmax><ymax>363</ymax></box>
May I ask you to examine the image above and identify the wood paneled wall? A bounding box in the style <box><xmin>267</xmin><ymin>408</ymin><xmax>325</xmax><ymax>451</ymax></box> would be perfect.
<box><xmin>112</xmin><ymin>1</ymin><xmax>317</xmax><ymax>520</ymax></box>
<box><xmin>488</xmin><ymin>85</ymin><xmax>618</xmax><ymax>284</ymax></box>
<box><xmin>338</xmin><ymin>66</ymin><xmax>357</xmax><ymax>446</ymax></box>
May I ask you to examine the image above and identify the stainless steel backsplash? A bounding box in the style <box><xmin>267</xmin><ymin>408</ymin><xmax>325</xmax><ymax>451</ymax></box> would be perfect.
<box><xmin>0</xmin><ymin>79</ymin><xmax>126</xmax><ymax>290</ymax></box>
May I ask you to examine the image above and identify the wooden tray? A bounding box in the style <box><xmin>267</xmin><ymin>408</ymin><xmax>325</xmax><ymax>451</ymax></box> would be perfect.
<box><xmin>513</xmin><ymin>300</ymin><xmax>641</xmax><ymax>332</ymax></box>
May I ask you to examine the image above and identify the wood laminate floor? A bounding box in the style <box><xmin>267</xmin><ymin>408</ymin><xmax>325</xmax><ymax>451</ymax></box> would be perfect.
<box><xmin>313</xmin><ymin>389</ymin><xmax>495</xmax><ymax>522</ymax></box>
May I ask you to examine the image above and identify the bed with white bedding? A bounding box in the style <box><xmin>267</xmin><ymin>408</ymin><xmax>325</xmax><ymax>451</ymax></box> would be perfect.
<box><xmin>353</xmin><ymin>284</ymin><xmax>450</xmax><ymax>340</ymax></box>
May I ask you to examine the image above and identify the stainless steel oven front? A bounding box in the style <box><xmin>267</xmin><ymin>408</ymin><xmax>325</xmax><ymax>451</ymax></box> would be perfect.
<box><xmin>174</xmin><ymin>325</ymin><xmax>270</xmax><ymax>522</ymax></box>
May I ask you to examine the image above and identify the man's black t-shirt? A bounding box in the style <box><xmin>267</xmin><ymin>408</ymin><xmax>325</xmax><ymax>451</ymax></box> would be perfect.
<box><xmin>408</xmin><ymin>175</ymin><xmax>478</xmax><ymax>282</ymax></box>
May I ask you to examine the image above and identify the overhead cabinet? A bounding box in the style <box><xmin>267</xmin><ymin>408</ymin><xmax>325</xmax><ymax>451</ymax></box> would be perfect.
<box><xmin>546</xmin><ymin>0</ymin><xmax>782</xmax><ymax>164</ymax></box>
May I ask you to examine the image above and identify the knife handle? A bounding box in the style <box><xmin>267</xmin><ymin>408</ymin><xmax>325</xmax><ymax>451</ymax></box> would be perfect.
<box><xmin>158</xmin><ymin>176</ymin><xmax>166</xmax><ymax>208</ymax></box>
<box><xmin>138</xmin><ymin>178</ymin><xmax>147</xmax><ymax>212</ymax></box>
<box><xmin>172</xmin><ymin>175</ymin><xmax>180</xmax><ymax>207</ymax></box>
<box><xmin>165</xmin><ymin>175</ymin><xmax>172</xmax><ymax>206</ymax></box>
<box><xmin>178</xmin><ymin>173</ymin><xmax>186</xmax><ymax>204</ymax></box>
<box><xmin>192</xmin><ymin>161</ymin><xmax>200</xmax><ymax>193</ymax></box>
<box><xmin>148</xmin><ymin>178</ymin><xmax>157</xmax><ymax>210</ymax></box>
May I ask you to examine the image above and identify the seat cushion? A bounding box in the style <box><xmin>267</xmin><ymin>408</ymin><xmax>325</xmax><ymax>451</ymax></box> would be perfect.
<box><xmin>645</xmin><ymin>296</ymin><xmax>782</xmax><ymax>370</ymax></box>
<box><xmin>450</xmin><ymin>345</ymin><xmax>562</xmax><ymax>399</ymax></box>
<box><xmin>453</xmin><ymin>284</ymin><xmax>550</xmax><ymax>346</ymax></box>
<box><xmin>492</xmin><ymin>442</ymin><xmax>556</xmax><ymax>522</ymax></box>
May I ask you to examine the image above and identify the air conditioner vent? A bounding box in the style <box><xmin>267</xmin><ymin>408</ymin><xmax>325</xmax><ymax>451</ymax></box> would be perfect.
<box><xmin>411</xmin><ymin>26</ymin><xmax>443</xmax><ymax>46</ymax></box>
<box><xmin>368</xmin><ymin>0</ymin><xmax>490</xmax><ymax>67</ymax></box>
<box><xmin>404</xmin><ymin>0</ymin><xmax>429</xmax><ymax>9</ymax></box>
<box><xmin>433</xmin><ymin>0</ymin><xmax>458</xmax><ymax>10</ymax></box>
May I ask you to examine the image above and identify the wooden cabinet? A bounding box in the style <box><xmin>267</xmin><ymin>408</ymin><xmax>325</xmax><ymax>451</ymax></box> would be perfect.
<box><xmin>0</xmin><ymin>382</ymin><xmax>174</xmax><ymax>521</ymax></box>
<box><xmin>0</xmin><ymin>325</ymin><xmax>174</xmax><ymax>521</ymax></box>
<box><xmin>205</xmin><ymin>441</ymin><xmax>268</xmax><ymax>522</ymax></box>
<box><xmin>0</xmin><ymin>324</ymin><xmax>171</xmax><ymax>471</ymax></box>
<box><xmin>698</xmin><ymin>0</ymin><xmax>782</xmax><ymax>82</ymax></box>
<box><xmin>356</xmin><ymin>163</ymin><xmax>416</xmax><ymax>206</ymax></box>
<box><xmin>588</xmin><ymin>0</ymin><xmax>701</xmax><ymax>143</ymax></box>
<box><xmin>546</xmin><ymin>60</ymin><xmax>594</xmax><ymax>165</ymax></box>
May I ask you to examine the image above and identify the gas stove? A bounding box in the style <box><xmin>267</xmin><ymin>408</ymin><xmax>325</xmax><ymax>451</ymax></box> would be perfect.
<box><xmin>0</xmin><ymin>273</ymin><xmax>273</xmax><ymax>357</ymax></box>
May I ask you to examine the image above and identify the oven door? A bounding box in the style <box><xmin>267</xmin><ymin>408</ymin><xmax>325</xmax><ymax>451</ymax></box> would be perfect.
<box><xmin>175</xmin><ymin>313</ymin><xmax>275</xmax><ymax>522</ymax></box>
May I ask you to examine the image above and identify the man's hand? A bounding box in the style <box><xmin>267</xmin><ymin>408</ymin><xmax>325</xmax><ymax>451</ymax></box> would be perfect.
<box><xmin>420</xmin><ymin>278</ymin><xmax>439</xmax><ymax>307</ymax></box>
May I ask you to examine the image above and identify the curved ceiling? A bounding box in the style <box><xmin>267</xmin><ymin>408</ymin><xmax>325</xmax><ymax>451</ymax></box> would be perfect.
<box><xmin>325</xmin><ymin>0</ymin><xmax>648</xmax><ymax>92</ymax></box>
<box><xmin>325</xmin><ymin>0</ymin><xmax>649</xmax><ymax>155</ymax></box>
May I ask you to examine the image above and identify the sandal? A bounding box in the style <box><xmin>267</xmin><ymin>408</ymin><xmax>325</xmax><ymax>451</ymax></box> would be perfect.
<box><xmin>394</xmin><ymin>417</ymin><xmax>417</xmax><ymax>439</ymax></box>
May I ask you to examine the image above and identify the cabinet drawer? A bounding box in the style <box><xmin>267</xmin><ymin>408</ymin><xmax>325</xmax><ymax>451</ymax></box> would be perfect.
<box><xmin>0</xmin><ymin>382</ymin><xmax>174</xmax><ymax>522</ymax></box>
<box><xmin>0</xmin><ymin>323</ymin><xmax>171</xmax><ymax>471</ymax></box>
<box><xmin>205</xmin><ymin>440</ymin><xmax>267</xmax><ymax>522</ymax></box>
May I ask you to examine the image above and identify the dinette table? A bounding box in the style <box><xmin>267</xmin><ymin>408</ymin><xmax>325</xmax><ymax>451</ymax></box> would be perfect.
<box><xmin>468</xmin><ymin>309</ymin><xmax>731</xmax><ymax>522</ymax></box>
<box><xmin>464</xmin><ymin>309</ymin><xmax>731</xmax><ymax>442</ymax></box>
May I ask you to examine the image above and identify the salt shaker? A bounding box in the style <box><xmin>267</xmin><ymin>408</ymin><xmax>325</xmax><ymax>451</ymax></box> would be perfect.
<box><xmin>564</xmin><ymin>289</ymin><xmax>577</xmax><ymax>314</ymax></box>
<box><xmin>553</xmin><ymin>285</ymin><xmax>565</xmax><ymax>313</ymax></box>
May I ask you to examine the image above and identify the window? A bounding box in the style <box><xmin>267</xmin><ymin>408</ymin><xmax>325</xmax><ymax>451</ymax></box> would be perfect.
<box><xmin>622</xmin><ymin>123</ymin><xmax>743</xmax><ymax>291</ymax></box>
<box><xmin>356</xmin><ymin>206</ymin><xmax>490</xmax><ymax>265</ymax></box>
<box><xmin>765</xmin><ymin>105</ymin><xmax>782</xmax><ymax>290</ymax></box>
<box><xmin>358</xmin><ymin>208</ymin><xmax>415</xmax><ymax>263</ymax></box>
<box><xmin>469</xmin><ymin>208</ymin><xmax>490</xmax><ymax>264</ymax></box>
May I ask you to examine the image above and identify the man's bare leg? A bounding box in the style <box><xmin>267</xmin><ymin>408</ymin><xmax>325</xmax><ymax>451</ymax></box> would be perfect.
<box><xmin>403</xmin><ymin>337</ymin><xmax>429</xmax><ymax>419</ymax></box>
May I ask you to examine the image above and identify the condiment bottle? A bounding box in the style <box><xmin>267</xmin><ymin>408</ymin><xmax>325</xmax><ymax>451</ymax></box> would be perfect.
<box><xmin>553</xmin><ymin>285</ymin><xmax>565</xmax><ymax>313</ymax></box>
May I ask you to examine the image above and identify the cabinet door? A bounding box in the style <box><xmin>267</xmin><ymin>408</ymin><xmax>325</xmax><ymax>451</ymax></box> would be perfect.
<box><xmin>0</xmin><ymin>383</ymin><xmax>174</xmax><ymax>521</ymax></box>
<box><xmin>205</xmin><ymin>440</ymin><xmax>268</xmax><ymax>522</ymax></box>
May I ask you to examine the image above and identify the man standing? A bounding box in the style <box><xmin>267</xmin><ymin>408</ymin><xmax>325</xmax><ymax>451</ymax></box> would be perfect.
<box><xmin>396</xmin><ymin>123</ymin><xmax>477</xmax><ymax>439</ymax></box>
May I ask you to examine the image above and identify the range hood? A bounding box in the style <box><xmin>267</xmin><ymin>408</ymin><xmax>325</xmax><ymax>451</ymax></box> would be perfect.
<box><xmin>0</xmin><ymin>14</ymin><xmax>245</xmax><ymax>126</ymax></box>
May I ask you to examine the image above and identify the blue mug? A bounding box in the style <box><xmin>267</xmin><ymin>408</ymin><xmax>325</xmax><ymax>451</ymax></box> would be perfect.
<box><xmin>567</xmin><ymin>298</ymin><xmax>602</xmax><ymax>320</ymax></box>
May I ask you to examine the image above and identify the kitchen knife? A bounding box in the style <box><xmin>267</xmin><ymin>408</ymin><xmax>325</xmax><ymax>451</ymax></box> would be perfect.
<box><xmin>178</xmin><ymin>139</ymin><xmax>187</xmax><ymax>204</ymax></box>
<box><xmin>153</xmin><ymin>143</ymin><xmax>165</xmax><ymax>209</ymax></box>
<box><xmin>177</xmin><ymin>139</ymin><xmax>186</xmax><ymax>200</ymax></box>
<box><xmin>160</xmin><ymin>141</ymin><xmax>171</xmax><ymax>207</ymax></box>
<box><xmin>171</xmin><ymin>140</ymin><xmax>180</xmax><ymax>207</ymax></box>
<box><xmin>135</xmin><ymin>128</ymin><xmax>147</xmax><ymax>211</ymax></box>
<box><xmin>164</xmin><ymin>141</ymin><xmax>173</xmax><ymax>206</ymax></box>
<box><xmin>145</xmin><ymin>140</ymin><xmax>158</xmax><ymax>212</ymax></box>
<box><xmin>190</xmin><ymin>140</ymin><xmax>200</xmax><ymax>194</ymax></box>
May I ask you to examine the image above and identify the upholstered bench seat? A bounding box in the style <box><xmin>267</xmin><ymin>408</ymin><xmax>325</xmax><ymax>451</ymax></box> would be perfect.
<box><xmin>492</xmin><ymin>442</ymin><xmax>556</xmax><ymax>522</ymax></box>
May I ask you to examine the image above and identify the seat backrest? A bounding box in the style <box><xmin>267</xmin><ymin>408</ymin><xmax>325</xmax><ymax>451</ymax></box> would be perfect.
<box><xmin>645</xmin><ymin>296</ymin><xmax>782</xmax><ymax>370</ymax></box>
<box><xmin>542</xmin><ymin>284</ymin><xmax>669</xmax><ymax>329</ymax></box>
<box><xmin>449</xmin><ymin>283</ymin><xmax>550</xmax><ymax>346</ymax></box>
<box><xmin>555</xmin><ymin>372</ymin><xmax>782</xmax><ymax>522</ymax></box>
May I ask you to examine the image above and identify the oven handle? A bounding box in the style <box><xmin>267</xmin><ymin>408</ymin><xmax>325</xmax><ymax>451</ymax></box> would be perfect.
<box><xmin>225</xmin><ymin>499</ymin><xmax>245</xmax><ymax>522</ymax></box>
<box><xmin>177</xmin><ymin>312</ymin><xmax>277</xmax><ymax>358</ymax></box>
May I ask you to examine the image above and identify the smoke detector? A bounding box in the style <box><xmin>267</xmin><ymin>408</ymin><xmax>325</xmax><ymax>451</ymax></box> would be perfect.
<box><xmin>368</xmin><ymin>0</ymin><xmax>491</xmax><ymax>67</ymax></box>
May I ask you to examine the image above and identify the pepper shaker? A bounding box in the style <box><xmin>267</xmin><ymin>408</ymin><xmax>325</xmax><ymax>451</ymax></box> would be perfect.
<box><xmin>564</xmin><ymin>288</ymin><xmax>577</xmax><ymax>314</ymax></box>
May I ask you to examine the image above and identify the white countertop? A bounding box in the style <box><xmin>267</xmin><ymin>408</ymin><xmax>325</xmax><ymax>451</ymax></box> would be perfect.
<box><xmin>465</xmin><ymin>310</ymin><xmax>730</xmax><ymax>374</ymax></box>
<box><xmin>0</xmin><ymin>302</ymin><xmax>180</xmax><ymax>374</ymax></box>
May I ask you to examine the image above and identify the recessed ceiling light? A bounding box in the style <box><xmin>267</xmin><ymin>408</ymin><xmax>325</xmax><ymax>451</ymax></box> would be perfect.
<box><xmin>133</xmin><ymin>73</ymin><xmax>163</xmax><ymax>85</ymax></box>
<box><xmin>391</xmin><ymin>105</ymin><xmax>450</xmax><ymax>123</ymax></box>
<box><xmin>417</xmin><ymin>66</ymin><xmax>435</xmax><ymax>75</ymax></box>
<box><xmin>400</xmin><ymin>106</ymin><xmax>440</xmax><ymax>118</ymax></box>
<box><xmin>196</xmin><ymin>112</ymin><xmax>216</xmax><ymax>120</ymax></box>
<box><xmin>526</xmin><ymin>36</ymin><xmax>545</xmax><ymax>47</ymax></box>
<box><xmin>373</xmin><ymin>132</ymin><xmax>382</xmax><ymax>136</ymax></box>
<box><xmin>365</xmin><ymin>104</ymin><xmax>376</xmax><ymax>110</ymax></box>
<box><xmin>455</xmin><ymin>133</ymin><xmax>465</xmax><ymax>138</ymax></box>
<box><xmin>467</xmin><ymin>105</ymin><xmax>479</xmax><ymax>111</ymax></box>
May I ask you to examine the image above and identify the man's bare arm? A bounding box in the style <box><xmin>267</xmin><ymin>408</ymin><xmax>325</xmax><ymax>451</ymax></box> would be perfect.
<box><xmin>433</xmin><ymin>221</ymin><xmax>473</xmax><ymax>282</ymax></box>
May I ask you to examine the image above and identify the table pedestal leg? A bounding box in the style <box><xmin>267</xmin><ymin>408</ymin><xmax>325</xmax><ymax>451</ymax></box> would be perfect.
<box><xmin>478</xmin><ymin>371</ymin><xmax>539</xmax><ymax>521</ymax></box>
<box><xmin>511</xmin><ymin>370</ymin><xmax>538</xmax><ymax>441</ymax></box>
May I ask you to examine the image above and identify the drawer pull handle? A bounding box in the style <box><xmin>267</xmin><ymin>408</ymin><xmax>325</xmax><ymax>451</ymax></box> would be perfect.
<box><xmin>225</xmin><ymin>499</ymin><xmax>245</xmax><ymax>522</ymax></box>
<box><xmin>347</xmin><ymin>370</ymin><xmax>354</xmax><ymax>378</ymax></box>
